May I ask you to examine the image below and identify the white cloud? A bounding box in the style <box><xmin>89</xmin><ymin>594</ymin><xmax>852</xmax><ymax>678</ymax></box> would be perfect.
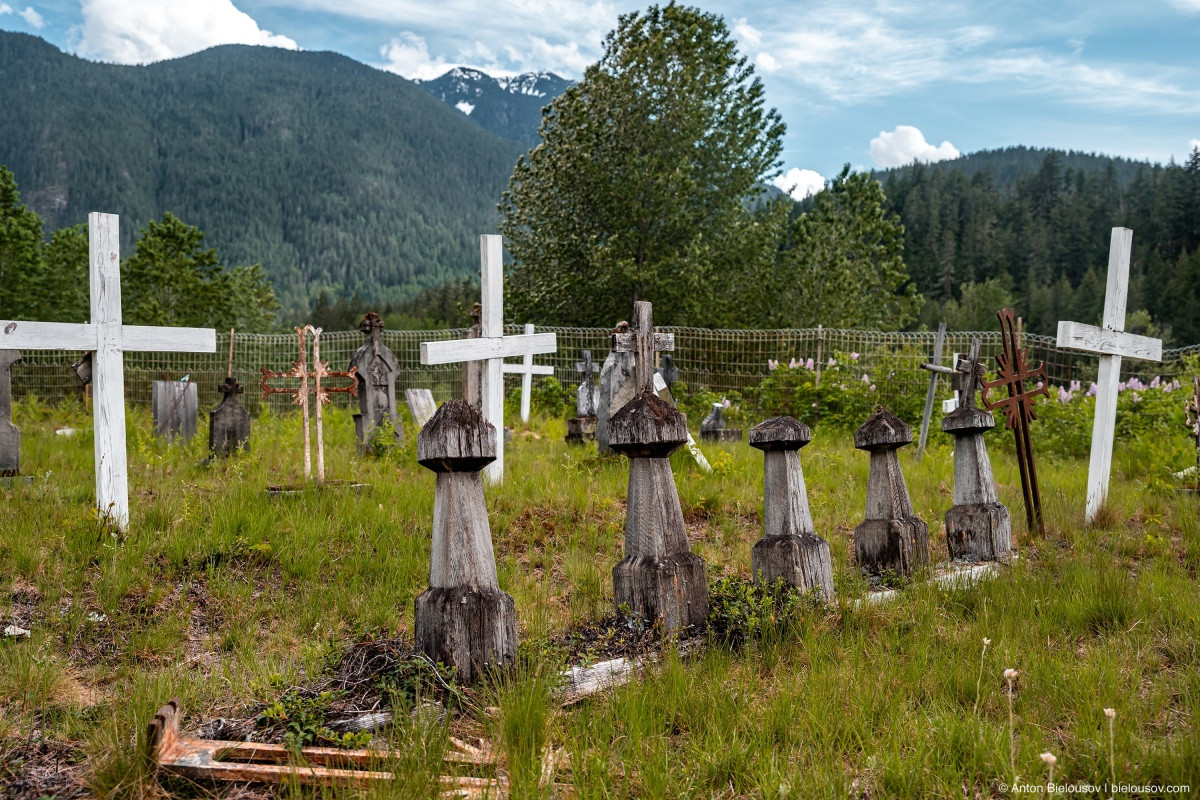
<box><xmin>869</xmin><ymin>125</ymin><xmax>960</xmax><ymax>168</ymax></box>
<box><xmin>772</xmin><ymin>168</ymin><xmax>825</xmax><ymax>200</ymax></box>
<box><xmin>77</xmin><ymin>0</ymin><xmax>298</xmax><ymax>64</ymax></box>
<box><xmin>1189</xmin><ymin>138</ymin><xmax>1200</xmax><ymax>153</ymax></box>
<box><xmin>0</xmin><ymin>5</ymin><xmax>14</xmax><ymax>16</ymax></box>
<box><xmin>1168</xmin><ymin>0</ymin><xmax>1200</xmax><ymax>11</ymax></box>
<box><xmin>19</xmin><ymin>6</ymin><xmax>43</xmax><ymax>28</ymax></box>
<box><xmin>379</xmin><ymin>32</ymin><xmax>450</xmax><ymax>80</ymax></box>
<box><xmin>756</xmin><ymin>52</ymin><xmax>780</xmax><ymax>73</ymax></box>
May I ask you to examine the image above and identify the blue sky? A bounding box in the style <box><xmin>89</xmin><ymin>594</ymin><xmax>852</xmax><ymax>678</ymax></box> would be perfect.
<box><xmin>3</xmin><ymin>0</ymin><xmax>1198</xmax><ymax>199</ymax></box>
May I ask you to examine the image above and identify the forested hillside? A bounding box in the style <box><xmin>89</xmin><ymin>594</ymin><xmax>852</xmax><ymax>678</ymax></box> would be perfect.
<box><xmin>0</xmin><ymin>32</ymin><xmax>521</xmax><ymax>313</ymax></box>
<box><xmin>878</xmin><ymin>149</ymin><xmax>1200</xmax><ymax>343</ymax></box>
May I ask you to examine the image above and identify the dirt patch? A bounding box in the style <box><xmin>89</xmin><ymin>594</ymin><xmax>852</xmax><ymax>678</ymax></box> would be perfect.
<box><xmin>0</xmin><ymin>737</ymin><xmax>88</xmax><ymax>800</ymax></box>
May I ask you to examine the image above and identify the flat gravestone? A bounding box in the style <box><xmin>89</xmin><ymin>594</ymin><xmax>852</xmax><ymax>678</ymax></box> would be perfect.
<box><xmin>209</xmin><ymin>377</ymin><xmax>251</xmax><ymax>457</ymax></box>
<box><xmin>350</xmin><ymin>312</ymin><xmax>403</xmax><ymax>451</ymax></box>
<box><xmin>1</xmin><ymin>350</ymin><xmax>20</xmax><ymax>476</ymax></box>
<box><xmin>853</xmin><ymin>407</ymin><xmax>930</xmax><ymax>577</ymax></box>
<box><xmin>152</xmin><ymin>380</ymin><xmax>198</xmax><ymax>444</ymax></box>
<box><xmin>406</xmin><ymin>388</ymin><xmax>438</xmax><ymax>431</ymax></box>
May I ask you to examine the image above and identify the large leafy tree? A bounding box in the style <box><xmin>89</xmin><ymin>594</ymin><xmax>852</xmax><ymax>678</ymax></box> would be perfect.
<box><xmin>500</xmin><ymin>2</ymin><xmax>785</xmax><ymax>326</ymax></box>
<box><xmin>0</xmin><ymin>165</ymin><xmax>44</xmax><ymax>319</ymax></box>
<box><xmin>765</xmin><ymin>167</ymin><xmax>921</xmax><ymax>329</ymax></box>
<box><xmin>123</xmin><ymin>212</ymin><xmax>279</xmax><ymax>331</ymax></box>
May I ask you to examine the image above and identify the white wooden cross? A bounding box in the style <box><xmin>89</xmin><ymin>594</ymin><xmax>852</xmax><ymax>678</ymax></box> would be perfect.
<box><xmin>501</xmin><ymin>323</ymin><xmax>554</xmax><ymax>424</ymax></box>
<box><xmin>0</xmin><ymin>213</ymin><xmax>216</xmax><ymax>530</ymax></box>
<box><xmin>1056</xmin><ymin>227</ymin><xmax>1162</xmax><ymax>523</ymax></box>
<box><xmin>419</xmin><ymin>235</ymin><xmax>557</xmax><ymax>483</ymax></box>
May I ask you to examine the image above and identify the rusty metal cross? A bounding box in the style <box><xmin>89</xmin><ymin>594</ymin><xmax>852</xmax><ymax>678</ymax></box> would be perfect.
<box><xmin>260</xmin><ymin>325</ymin><xmax>357</xmax><ymax>483</ymax></box>
<box><xmin>982</xmin><ymin>308</ymin><xmax>1048</xmax><ymax>535</ymax></box>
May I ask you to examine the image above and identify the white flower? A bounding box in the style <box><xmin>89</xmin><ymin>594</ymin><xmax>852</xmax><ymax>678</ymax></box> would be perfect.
<box><xmin>983</xmin><ymin>638</ymin><xmax>991</xmax><ymax>646</ymax></box>
<box><xmin>1104</xmin><ymin>708</ymin><xmax>1116</xmax><ymax>718</ymax></box>
<box><xmin>1004</xmin><ymin>668</ymin><xmax>1018</xmax><ymax>681</ymax></box>
<box><xmin>1040</xmin><ymin>752</ymin><xmax>1057</xmax><ymax>766</ymax></box>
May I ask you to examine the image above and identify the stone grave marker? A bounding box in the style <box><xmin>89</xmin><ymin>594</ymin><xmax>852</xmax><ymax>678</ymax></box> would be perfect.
<box><xmin>749</xmin><ymin>416</ymin><xmax>834</xmax><ymax>601</ymax></box>
<box><xmin>657</xmin><ymin>354</ymin><xmax>679</xmax><ymax>391</ymax></box>
<box><xmin>406</xmin><ymin>388</ymin><xmax>438</xmax><ymax>431</ymax></box>
<box><xmin>1</xmin><ymin>350</ymin><xmax>21</xmax><ymax>476</ymax></box>
<box><xmin>853</xmin><ymin>406</ymin><xmax>930</xmax><ymax>576</ymax></box>
<box><xmin>596</xmin><ymin>321</ymin><xmax>636</xmax><ymax>455</ymax></box>
<box><xmin>420</xmin><ymin>236</ymin><xmax>556</xmax><ymax>484</ymax></box>
<box><xmin>1056</xmin><ymin>228</ymin><xmax>1162</xmax><ymax>523</ymax></box>
<box><xmin>501</xmin><ymin>323</ymin><xmax>554</xmax><ymax>424</ymax></box>
<box><xmin>350</xmin><ymin>311</ymin><xmax>403</xmax><ymax>452</ymax></box>
<box><xmin>209</xmin><ymin>330</ymin><xmax>250</xmax><ymax>457</ymax></box>
<box><xmin>0</xmin><ymin>213</ymin><xmax>216</xmax><ymax>530</ymax></box>
<box><xmin>414</xmin><ymin>399</ymin><xmax>516</xmax><ymax>683</ymax></box>
<box><xmin>566</xmin><ymin>349</ymin><xmax>600</xmax><ymax>444</ymax></box>
<box><xmin>942</xmin><ymin>338</ymin><xmax>1011</xmax><ymax>561</ymax></box>
<box><xmin>609</xmin><ymin>301</ymin><xmax>707</xmax><ymax>632</ymax></box>
<box><xmin>152</xmin><ymin>379</ymin><xmax>198</xmax><ymax>443</ymax></box>
<box><xmin>209</xmin><ymin>377</ymin><xmax>251</xmax><ymax>457</ymax></box>
<box><xmin>700</xmin><ymin>402</ymin><xmax>741</xmax><ymax>442</ymax></box>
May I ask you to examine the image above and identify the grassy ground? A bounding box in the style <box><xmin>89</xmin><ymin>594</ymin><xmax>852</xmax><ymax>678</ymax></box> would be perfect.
<box><xmin>1</xmin><ymin>398</ymin><xmax>1198</xmax><ymax>798</ymax></box>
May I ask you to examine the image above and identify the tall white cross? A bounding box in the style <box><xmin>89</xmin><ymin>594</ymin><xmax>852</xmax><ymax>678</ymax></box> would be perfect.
<box><xmin>0</xmin><ymin>213</ymin><xmax>216</xmax><ymax>530</ymax></box>
<box><xmin>419</xmin><ymin>235</ymin><xmax>557</xmax><ymax>483</ymax></box>
<box><xmin>501</xmin><ymin>323</ymin><xmax>554</xmax><ymax>424</ymax></box>
<box><xmin>1056</xmin><ymin>227</ymin><xmax>1162</xmax><ymax>523</ymax></box>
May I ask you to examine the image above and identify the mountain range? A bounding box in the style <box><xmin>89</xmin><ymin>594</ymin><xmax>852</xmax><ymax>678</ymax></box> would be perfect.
<box><xmin>415</xmin><ymin>67</ymin><xmax>572</xmax><ymax>146</ymax></box>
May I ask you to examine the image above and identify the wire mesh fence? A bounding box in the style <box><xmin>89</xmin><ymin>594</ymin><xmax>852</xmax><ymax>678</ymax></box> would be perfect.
<box><xmin>9</xmin><ymin>325</ymin><xmax>1200</xmax><ymax>413</ymax></box>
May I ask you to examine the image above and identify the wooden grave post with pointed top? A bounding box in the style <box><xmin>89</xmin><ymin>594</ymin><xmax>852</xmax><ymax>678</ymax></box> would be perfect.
<box><xmin>749</xmin><ymin>416</ymin><xmax>834</xmax><ymax>600</ymax></box>
<box><xmin>853</xmin><ymin>407</ymin><xmax>930</xmax><ymax>576</ymax></box>
<box><xmin>0</xmin><ymin>349</ymin><xmax>21</xmax><ymax>476</ymax></box>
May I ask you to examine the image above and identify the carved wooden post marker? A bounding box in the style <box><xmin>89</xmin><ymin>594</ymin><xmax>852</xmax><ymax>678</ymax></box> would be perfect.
<box><xmin>749</xmin><ymin>417</ymin><xmax>834</xmax><ymax>600</ymax></box>
<box><xmin>853</xmin><ymin>407</ymin><xmax>930</xmax><ymax>576</ymax></box>
<box><xmin>210</xmin><ymin>328</ymin><xmax>251</xmax><ymax>457</ymax></box>
<box><xmin>942</xmin><ymin>338</ymin><xmax>1011</xmax><ymax>561</ymax></box>
<box><xmin>609</xmin><ymin>301</ymin><xmax>707</xmax><ymax>632</ymax></box>
<box><xmin>0</xmin><ymin>213</ymin><xmax>216</xmax><ymax>529</ymax></box>
<box><xmin>0</xmin><ymin>349</ymin><xmax>20</xmax><ymax>476</ymax></box>
<box><xmin>415</xmin><ymin>399</ymin><xmax>516</xmax><ymax>682</ymax></box>
<box><xmin>502</xmin><ymin>323</ymin><xmax>554</xmax><ymax>424</ymax></box>
<box><xmin>420</xmin><ymin>235</ymin><xmax>557</xmax><ymax>483</ymax></box>
<box><xmin>350</xmin><ymin>311</ymin><xmax>403</xmax><ymax>451</ymax></box>
<box><xmin>597</xmin><ymin>321</ymin><xmax>635</xmax><ymax>455</ymax></box>
<box><xmin>1056</xmin><ymin>228</ymin><xmax>1162</xmax><ymax>523</ymax></box>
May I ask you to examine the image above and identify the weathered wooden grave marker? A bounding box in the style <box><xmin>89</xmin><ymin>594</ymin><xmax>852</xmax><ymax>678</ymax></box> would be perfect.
<box><xmin>152</xmin><ymin>378</ymin><xmax>198</xmax><ymax>443</ymax></box>
<box><xmin>982</xmin><ymin>308</ymin><xmax>1049</xmax><ymax>535</ymax></box>
<box><xmin>916</xmin><ymin>321</ymin><xmax>948</xmax><ymax>460</ymax></box>
<box><xmin>749</xmin><ymin>416</ymin><xmax>834</xmax><ymax>600</ymax></box>
<box><xmin>349</xmin><ymin>311</ymin><xmax>403</xmax><ymax>451</ymax></box>
<box><xmin>700</xmin><ymin>402</ymin><xmax>741</xmax><ymax>442</ymax></box>
<box><xmin>942</xmin><ymin>338</ymin><xmax>1011</xmax><ymax>561</ymax></box>
<box><xmin>1056</xmin><ymin>228</ymin><xmax>1163</xmax><ymax>523</ymax></box>
<box><xmin>502</xmin><ymin>323</ymin><xmax>554</xmax><ymax>424</ymax></box>
<box><xmin>419</xmin><ymin>235</ymin><xmax>557</xmax><ymax>484</ymax></box>
<box><xmin>853</xmin><ymin>407</ymin><xmax>930</xmax><ymax>576</ymax></box>
<box><xmin>609</xmin><ymin>301</ymin><xmax>707</xmax><ymax>631</ymax></box>
<box><xmin>415</xmin><ymin>399</ymin><xmax>516</xmax><ymax>682</ymax></box>
<box><xmin>405</xmin><ymin>388</ymin><xmax>438</xmax><ymax>431</ymax></box>
<box><xmin>613</xmin><ymin>301</ymin><xmax>674</xmax><ymax>392</ymax></box>
<box><xmin>597</xmin><ymin>321</ymin><xmax>635</xmax><ymax>455</ymax></box>
<box><xmin>260</xmin><ymin>325</ymin><xmax>357</xmax><ymax>484</ymax></box>
<box><xmin>0</xmin><ymin>349</ymin><xmax>21</xmax><ymax>476</ymax></box>
<box><xmin>0</xmin><ymin>213</ymin><xmax>216</xmax><ymax>529</ymax></box>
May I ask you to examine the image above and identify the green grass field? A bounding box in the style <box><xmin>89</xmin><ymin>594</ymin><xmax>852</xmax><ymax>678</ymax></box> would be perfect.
<box><xmin>1</xmin><ymin>398</ymin><xmax>1198</xmax><ymax>798</ymax></box>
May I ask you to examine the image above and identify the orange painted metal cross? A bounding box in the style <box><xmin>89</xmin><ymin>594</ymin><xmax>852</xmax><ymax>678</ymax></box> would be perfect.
<box><xmin>260</xmin><ymin>325</ymin><xmax>357</xmax><ymax>483</ymax></box>
<box><xmin>981</xmin><ymin>308</ymin><xmax>1049</xmax><ymax>535</ymax></box>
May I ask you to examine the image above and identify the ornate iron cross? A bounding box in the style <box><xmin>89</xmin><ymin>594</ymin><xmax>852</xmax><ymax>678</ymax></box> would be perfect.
<box><xmin>981</xmin><ymin>308</ymin><xmax>1048</xmax><ymax>535</ymax></box>
<box><xmin>260</xmin><ymin>325</ymin><xmax>357</xmax><ymax>483</ymax></box>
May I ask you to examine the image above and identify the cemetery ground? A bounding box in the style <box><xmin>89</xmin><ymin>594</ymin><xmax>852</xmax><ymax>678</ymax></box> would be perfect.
<box><xmin>1</xmin><ymin>398</ymin><xmax>1198</xmax><ymax>799</ymax></box>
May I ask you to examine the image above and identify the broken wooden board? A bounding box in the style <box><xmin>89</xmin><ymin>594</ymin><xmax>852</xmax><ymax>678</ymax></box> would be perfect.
<box><xmin>147</xmin><ymin>699</ymin><xmax>571</xmax><ymax>796</ymax></box>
